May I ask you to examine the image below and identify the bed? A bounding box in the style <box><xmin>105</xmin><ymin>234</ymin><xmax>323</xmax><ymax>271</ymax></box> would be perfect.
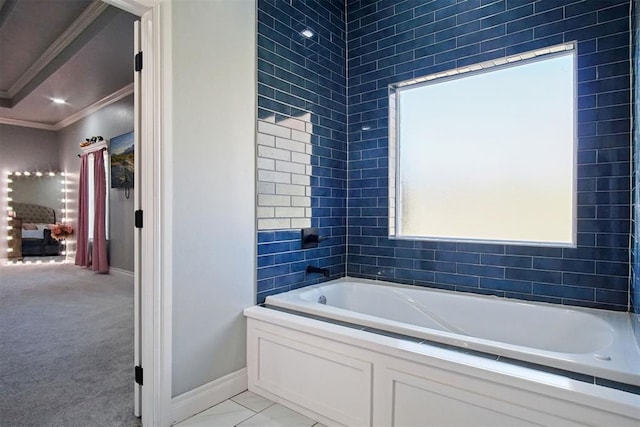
<box><xmin>12</xmin><ymin>202</ymin><xmax>61</xmax><ymax>257</ymax></box>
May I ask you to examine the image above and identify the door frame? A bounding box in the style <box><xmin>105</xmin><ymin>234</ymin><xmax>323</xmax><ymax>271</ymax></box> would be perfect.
<box><xmin>104</xmin><ymin>1</ymin><xmax>171</xmax><ymax>426</ymax></box>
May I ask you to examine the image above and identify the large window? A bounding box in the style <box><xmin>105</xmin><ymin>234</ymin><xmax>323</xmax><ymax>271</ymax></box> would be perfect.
<box><xmin>389</xmin><ymin>44</ymin><xmax>576</xmax><ymax>246</ymax></box>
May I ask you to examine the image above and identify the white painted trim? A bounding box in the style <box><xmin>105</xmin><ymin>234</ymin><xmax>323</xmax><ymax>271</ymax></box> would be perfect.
<box><xmin>7</xmin><ymin>0</ymin><xmax>109</xmax><ymax>98</ymax></box>
<box><xmin>133</xmin><ymin>17</ymin><xmax>142</xmax><ymax>420</ymax></box>
<box><xmin>0</xmin><ymin>84</ymin><xmax>134</xmax><ymax>131</ymax></box>
<box><xmin>54</xmin><ymin>84</ymin><xmax>134</xmax><ymax>130</ymax></box>
<box><xmin>102</xmin><ymin>1</ymin><xmax>166</xmax><ymax>426</ymax></box>
<box><xmin>0</xmin><ymin>117</ymin><xmax>55</xmax><ymax>130</ymax></box>
<box><xmin>246</xmin><ymin>308</ymin><xmax>640</xmax><ymax>426</ymax></box>
<box><xmin>143</xmin><ymin>3</ymin><xmax>172</xmax><ymax>426</ymax></box>
<box><xmin>109</xmin><ymin>266</ymin><xmax>134</xmax><ymax>279</ymax></box>
<box><xmin>170</xmin><ymin>368</ymin><xmax>248</xmax><ymax>426</ymax></box>
<box><xmin>104</xmin><ymin>0</ymin><xmax>157</xmax><ymax>16</ymax></box>
<box><xmin>156</xmin><ymin>2</ymin><xmax>173</xmax><ymax>426</ymax></box>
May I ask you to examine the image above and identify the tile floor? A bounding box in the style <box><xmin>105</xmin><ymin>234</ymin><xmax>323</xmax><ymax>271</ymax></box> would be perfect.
<box><xmin>175</xmin><ymin>390</ymin><xmax>326</xmax><ymax>427</ymax></box>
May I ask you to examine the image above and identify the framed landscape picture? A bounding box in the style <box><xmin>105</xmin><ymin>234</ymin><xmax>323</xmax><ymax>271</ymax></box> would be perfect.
<box><xmin>110</xmin><ymin>131</ymin><xmax>134</xmax><ymax>188</ymax></box>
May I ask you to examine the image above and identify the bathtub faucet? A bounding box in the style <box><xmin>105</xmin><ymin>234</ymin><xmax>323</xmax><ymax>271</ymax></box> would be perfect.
<box><xmin>306</xmin><ymin>265</ymin><xmax>329</xmax><ymax>277</ymax></box>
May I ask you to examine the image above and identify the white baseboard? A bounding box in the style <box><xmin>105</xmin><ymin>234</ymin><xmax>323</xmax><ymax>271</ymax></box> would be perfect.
<box><xmin>170</xmin><ymin>368</ymin><xmax>248</xmax><ymax>425</ymax></box>
<box><xmin>109</xmin><ymin>267</ymin><xmax>134</xmax><ymax>279</ymax></box>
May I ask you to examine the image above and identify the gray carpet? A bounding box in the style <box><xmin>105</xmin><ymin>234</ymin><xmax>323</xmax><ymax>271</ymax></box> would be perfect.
<box><xmin>0</xmin><ymin>263</ymin><xmax>141</xmax><ymax>427</ymax></box>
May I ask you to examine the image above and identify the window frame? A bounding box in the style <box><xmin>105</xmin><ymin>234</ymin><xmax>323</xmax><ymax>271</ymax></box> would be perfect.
<box><xmin>388</xmin><ymin>43</ymin><xmax>578</xmax><ymax>247</ymax></box>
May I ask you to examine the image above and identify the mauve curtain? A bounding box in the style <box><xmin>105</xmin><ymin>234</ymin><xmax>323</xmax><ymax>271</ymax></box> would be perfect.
<box><xmin>74</xmin><ymin>154</ymin><xmax>89</xmax><ymax>266</ymax></box>
<box><xmin>92</xmin><ymin>149</ymin><xmax>109</xmax><ymax>273</ymax></box>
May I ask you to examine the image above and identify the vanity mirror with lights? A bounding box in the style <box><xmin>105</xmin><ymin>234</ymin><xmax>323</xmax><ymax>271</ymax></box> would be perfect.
<box><xmin>6</xmin><ymin>171</ymin><xmax>68</xmax><ymax>264</ymax></box>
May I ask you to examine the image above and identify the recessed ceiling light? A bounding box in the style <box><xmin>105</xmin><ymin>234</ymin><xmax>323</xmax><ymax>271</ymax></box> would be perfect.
<box><xmin>51</xmin><ymin>98</ymin><xmax>66</xmax><ymax>104</ymax></box>
<box><xmin>300</xmin><ymin>28</ymin><xmax>314</xmax><ymax>38</ymax></box>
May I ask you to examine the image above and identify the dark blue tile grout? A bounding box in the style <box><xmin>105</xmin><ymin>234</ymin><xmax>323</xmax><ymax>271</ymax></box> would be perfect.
<box><xmin>257</xmin><ymin>0</ymin><xmax>349</xmax><ymax>298</ymax></box>
<box><xmin>344</xmin><ymin>0</ymin><xmax>632</xmax><ymax>312</ymax></box>
<box><xmin>257</xmin><ymin>0</ymin><xmax>635</xmax><ymax>316</ymax></box>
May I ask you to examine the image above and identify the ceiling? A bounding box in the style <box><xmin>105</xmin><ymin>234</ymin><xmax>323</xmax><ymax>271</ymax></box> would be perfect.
<box><xmin>0</xmin><ymin>0</ymin><xmax>137</xmax><ymax>130</ymax></box>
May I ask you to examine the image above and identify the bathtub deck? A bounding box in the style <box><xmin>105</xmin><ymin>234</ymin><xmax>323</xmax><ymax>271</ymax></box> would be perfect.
<box><xmin>265</xmin><ymin>304</ymin><xmax>640</xmax><ymax>395</ymax></box>
<box><xmin>265</xmin><ymin>277</ymin><xmax>640</xmax><ymax>388</ymax></box>
<box><xmin>245</xmin><ymin>305</ymin><xmax>640</xmax><ymax>427</ymax></box>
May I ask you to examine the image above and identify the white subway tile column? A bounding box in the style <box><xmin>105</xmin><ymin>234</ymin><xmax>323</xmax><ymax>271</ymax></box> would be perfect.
<box><xmin>257</xmin><ymin>117</ymin><xmax>312</xmax><ymax>230</ymax></box>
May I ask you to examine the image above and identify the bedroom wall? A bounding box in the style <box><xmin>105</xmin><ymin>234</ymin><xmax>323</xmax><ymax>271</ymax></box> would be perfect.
<box><xmin>0</xmin><ymin>125</ymin><xmax>59</xmax><ymax>172</ymax></box>
<box><xmin>0</xmin><ymin>124</ymin><xmax>59</xmax><ymax>257</ymax></box>
<box><xmin>58</xmin><ymin>95</ymin><xmax>135</xmax><ymax>272</ymax></box>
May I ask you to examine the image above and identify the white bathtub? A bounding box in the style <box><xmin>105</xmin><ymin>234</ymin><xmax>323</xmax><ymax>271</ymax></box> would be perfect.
<box><xmin>263</xmin><ymin>277</ymin><xmax>640</xmax><ymax>388</ymax></box>
<box><xmin>265</xmin><ymin>277</ymin><xmax>640</xmax><ymax>387</ymax></box>
<box><xmin>245</xmin><ymin>277</ymin><xmax>640</xmax><ymax>426</ymax></box>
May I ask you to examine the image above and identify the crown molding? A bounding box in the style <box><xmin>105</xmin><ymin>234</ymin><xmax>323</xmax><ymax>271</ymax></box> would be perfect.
<box><xmin>7</xmin><ymin>0</ymin><xmax>109</xmax><ymax>98</ymax></box>
<box><xmin>53</xmin><ymin>83</ymin><xmax>134</xmax><ymax>130</ymax></box>
<box><xmin>103</xmin><ymin>0</ymin><xmax>156</xmax><ymax>16</ymax></box>
<box><xmin>0</xmin><ymin>117</ymin><xmax>56</xmax><ymax>131</ymax></box>
<box><xmin>0</xmin><ymin>83</ymin><xmax>134</xmax><ymax>132</ymax></box>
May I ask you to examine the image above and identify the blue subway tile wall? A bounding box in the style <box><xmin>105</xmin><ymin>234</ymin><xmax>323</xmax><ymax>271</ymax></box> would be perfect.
<box><xmin>347</xmin><ymin>0</ymin><xmax>631</xmax><ymax>311</ymax></box>
<box><xmin>257</xmin><ymin>0</ymin><xmax>347</xmax><ymax>303</ymax></box>
<box><xmin>632</xmin><ymin>0</ymin><xmax>639</xmax><ymax>345</ymax></box>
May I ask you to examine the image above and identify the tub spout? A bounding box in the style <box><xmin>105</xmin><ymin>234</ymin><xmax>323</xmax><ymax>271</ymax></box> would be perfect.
<box><xmin>306</xmin><ymin>265</ymin><xmax>329</xmax><ymax>277</ymax></box>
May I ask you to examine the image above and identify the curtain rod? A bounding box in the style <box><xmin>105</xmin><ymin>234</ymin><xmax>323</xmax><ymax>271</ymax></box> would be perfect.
<box><xmin>78</xmin><ymin>141</ymin><xmax>108</xmax><ymax>157</ymax></box>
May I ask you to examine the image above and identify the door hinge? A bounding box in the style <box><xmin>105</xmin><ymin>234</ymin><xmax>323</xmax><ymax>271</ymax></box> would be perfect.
<box><xmin>135</xmin><ymin>51</ymin><xmax>143</xmax><ymax>72</ymax></box>
<box><xmin>135</xmin><ymin>365</ymin><xmax>143</xmax><ymax>385</ymax></box>
<box><xmin>135</xmin><ymin>210</ymin><xmax>143</xmax><ymax>228</ymax></box>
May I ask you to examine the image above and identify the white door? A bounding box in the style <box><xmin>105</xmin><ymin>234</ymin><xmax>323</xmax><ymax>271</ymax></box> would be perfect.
<box><xmin>133</xmin><ymin>18</ymin><xmax>142</xmax><ymax>418</ymax></box>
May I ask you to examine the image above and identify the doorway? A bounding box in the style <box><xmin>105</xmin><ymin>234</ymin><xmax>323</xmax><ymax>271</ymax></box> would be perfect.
<box><xmin>0</xmin><ymin>0</ymin><xmax>160</xmax><ymax>423</ymax></box>
<box><xmin>0</xmin><ymin>1</ymin><xmax>139</xmax><ymax>425</ymax></box>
